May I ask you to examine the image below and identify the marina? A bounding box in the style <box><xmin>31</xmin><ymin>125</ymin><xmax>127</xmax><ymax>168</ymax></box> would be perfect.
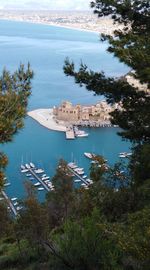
<box><xmin>0</xmin><ymin>20</ymin><xmax>131</xmax><ymax>201</ymax></box>
<box><xmin>68</xmin><ymin>162</ymin><xmax>92</xmax><ymax>186</ymax></box>
<box><xmin>21</xmin><ymin>163</ymin><xmax>51</xmax><ymax>192</ymax></box>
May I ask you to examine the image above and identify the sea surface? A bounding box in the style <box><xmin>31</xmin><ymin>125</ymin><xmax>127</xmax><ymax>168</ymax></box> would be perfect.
<box><xmin>0</xmin><ymin>20</ymin><xmax>130</xmax><ymax>200</ymax></box>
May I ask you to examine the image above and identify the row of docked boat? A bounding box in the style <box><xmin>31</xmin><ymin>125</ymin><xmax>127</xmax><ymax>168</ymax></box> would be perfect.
<box><xmin>3</xmin><ymin>177</ymin><xmax>11</xmax><ymax>187</ymax></box>
<box><xmin>84</xmin><ymin>151</ymin><xmax>132</xmax><ymax>160</ymax></box>
<box><xmin>40</xmin><ymin>173</ymin><xmax>54</xmax><ymax>191</ymax></box>
<box><xmin>68</xmin><ymin>162</ymin><xmax>85</xmax><ymax>175</ymax></box>
<box><xmin>21</xmin><ymin>162</ymin><xmax>54</xmax><ymax>191</ymax></box>
<box><xmin>119</xmin><ymin>152</ymin><xmax>132</xmax><ymax>158</ymax></box>
<box><xmin>68</xmin><ymin>162</ymin><xmax>93</xmax><ymax>187</ymax></box>
<box><xmin>10</xmin><ymin>197</ymin><xmax>22</xmax><ymax>211</ymax></box>
<box><xmin>74</xmin><ymin>126</ymin><xmax>89</xmax><ymax>138</ymax></box>
<box><xmin>21</xmin><ymin>163</ymin><xmax>44</xmax><ymax>173</ymax></box>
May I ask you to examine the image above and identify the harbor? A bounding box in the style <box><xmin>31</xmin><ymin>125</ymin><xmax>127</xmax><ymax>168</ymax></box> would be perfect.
<box><xmin>1</xmin><ymin>145</ymin><xmax>132</xmax><ymax>206</ymax></box>
<box><xmin>21</xmin><ymin>163</ymin><xmax>54</xmax><ymax>192</ymax></box>
<box><xmin>21</xmin><ymin>161</ymin><xmax>92</xmax><ymax>191</ymax></box>
<box><xmin>1</xmin><ymin>147</ymin><xmax>132</xmax><ymax>212</ymax></box>
<box><xmin>0</xmin><ymin>18</ymin><xmax>131</xmax><ymax>206</ymax></box>
<box><xmin>67</xmin><ymin>162</ymin><xmax>93</xmax><ymax>187</ymax></box>
<box><xmin>27</xmin><ymin>101</ymin><xmax>120</xmax><ymax>140</ymax></box>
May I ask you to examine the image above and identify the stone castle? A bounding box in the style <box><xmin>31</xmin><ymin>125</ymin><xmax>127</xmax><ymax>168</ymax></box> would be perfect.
<box><xmin>53</xmin><ymin>101</ymin><xmax>119</xmax><ymax>125</ymax></box>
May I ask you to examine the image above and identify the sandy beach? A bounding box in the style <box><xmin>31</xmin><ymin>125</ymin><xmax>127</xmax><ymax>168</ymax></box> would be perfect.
<box><xmin>28</xmin><ymin>109</ymin><xmax>66</xmax><ymax>132</ymax></box>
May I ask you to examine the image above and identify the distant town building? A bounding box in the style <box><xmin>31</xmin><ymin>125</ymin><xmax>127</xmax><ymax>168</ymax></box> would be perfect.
<box><xmin>53</xmin><ymin>100</ymin><xmax>119</xmax><ymax>125</ymax></box>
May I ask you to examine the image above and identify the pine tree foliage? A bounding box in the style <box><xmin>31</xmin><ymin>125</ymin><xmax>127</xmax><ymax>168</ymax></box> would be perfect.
<box><xmin>0</xmin><ymin>64</ymin><xmax>33</xmax><ymax>189</ymax></box>
<box><xmin>63</xmin><ymin>0</ymin><xmax>150</xmax><ymax>143</ymax></box>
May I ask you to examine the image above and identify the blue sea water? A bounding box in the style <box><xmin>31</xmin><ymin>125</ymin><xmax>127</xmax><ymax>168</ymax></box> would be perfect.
<box><xmin>0</xmin><ymin>20</ymin><xmax>130</xmax><ymax>200</ymax></box>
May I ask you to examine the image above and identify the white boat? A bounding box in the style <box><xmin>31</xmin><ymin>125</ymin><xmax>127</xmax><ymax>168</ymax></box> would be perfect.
<box><xmin>42</xmin><ymin>174</ymin><xmax>47</xmax><ymax>177</ymax></box>
<box><xmin>21</xmin><ymin>169</ymin><xmax>29</xmax><ymax>173</ymax></box>
<box><xmin>38</xmin><ymin>187</ymin><xmax>44</xmax><ymax>191</ymax></box>
<box><xmin>76</xmin><ymin>170</ymin><xmax>84</xmax><ymax>175</ymax></box>
<box><xmin>86</xmin><ymin>179</ymin><xmax>93</xmax><ymax>184</ymax></box>
<box><xmin>74</xmin><ymin>179</ymin><xmax>81</xmax><ymax>183</ymax></box>
<box><xmin>82</xmin><ymin>175</ymin><xmax>87</xmax><ymax>179</ymax></box>
<box><xmin>76</xmin><ymin>132</ymin><xmax>89</xmax><ymax>138</ymax></box>
<box><xmin>84</xmin><ymin>152</ymin><xmax>96</xmax><ymax>159</ymax></box>
<box><xmin>47</xmin><ymin>181</ymin><xmax>54</xmax><ymax>187</ymax></box>
<box><xmin>34</xmin><ymin>169</ymin><xmax>44</xmax><ymax>174</ymax></box>
<box><xmin>41</xmin><ymin>176</ymin><xmax>50</xmax><ymax>181</ymax></box>
<box><xmin>30</xmin><ymin>162</ymin><xmax>35</xmax><ymax>168</ymax></box>
<box><xmin>25</xmin><ymin>164</ymin><xmax>30</xmax><ymax>169</ymax></box>
<box><xmin>21</xmin><ymin>165</ymin><xmax>25</xmax><ymax>170</ymax></box>
<box><xmin>81</xmin><ymin>183</ymin><xmax>86</xmax><ymax>187</ymax></box>
<box><xmin>48</xmin><ymin>183</ymin><xmax>53</xmax><ymax>188</ymax></box>
<box><xmin>45</xmin><ymin>180</ymin><xmax>51</xmax><ymax>184</ymax></box>
<box><xmin>74</xmin><ymin>127</ymin><xmax>89</xmax><ymax>138</ymax></box>
<box><xmin>26</xmin><ymin>173</ymin><xmax>32</xmax><ymax>177</ymax></box>
<box><xmin>16</xmin><ymin>206</ymin><xmax>23</xmax><ymax>211</ymax></box>
<box><xmin>34</xmin><ymin>182</ymin><xmax>41</xmax><ymax>187</ymax></box>
<box><xmin>68</xmin><ymin>162</ymin><xmax>78</xmax><ymax>169</ymax></box>
<box><xmin>126</xmin><ymin>152</ymin><xmax>132</xmax><ymax>157</ymax></box>
<box><xmin>91</xmin><ymin>160</ymin><xmax>98</xmax><ymax>164</ymax></box>
<box><xmin>74</xmin><ymin>167</ymin><xmax>84</xmax><ymax>172</ymax></box>
<box><xmin>14</xmin><ymin>202</ymin><xmax>18</xmax><ymax>206</ymax></box>
<box><xmin>84</xmin><ymin>152</ymin><xmax>92</xmax><ymax>159</ymax></box>
<box><xmin>4</xmin><ymin>182</ymin><xmax>11</xmax><ymax>187</ymax></box>
<box><xmin>119</xmin><ymin>153</ymin><xmax>126</xmax><ymax>158</ymax></box>
<box><xmin>11</xmin><ymin>197</ymin><xmax>17</xmax><ymax>201</ymax></box>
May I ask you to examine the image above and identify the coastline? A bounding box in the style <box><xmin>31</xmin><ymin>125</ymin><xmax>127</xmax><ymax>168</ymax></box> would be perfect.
<box><xmin>0</xmin><ymin>17</ymin><xmax>100</xmax><ymax>34</ymax></box>
<box><xmin>27</xmin><ymin>109</ymin><xmax>67</xmax><ymax>132</ymax></box>
<box><xmin>28</xmin><ymin>108</ymin><xmax>113</xmax><ymax>133</ymax></box>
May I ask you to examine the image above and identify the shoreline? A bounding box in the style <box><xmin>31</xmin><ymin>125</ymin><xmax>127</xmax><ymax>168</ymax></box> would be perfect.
<box><xmin>0</xmin><ymin>18</ymin><xmax>100</xmax><ymax>34</ymax></box>
<box><xmin>27</xmin><ymin>108</ymin><xmax>114</xmax><ymax>133</ymax></box>
<box><xmin>27</xmin><ymin>109</ymin><xmax>67</xmax><ymax>132</ymax></box>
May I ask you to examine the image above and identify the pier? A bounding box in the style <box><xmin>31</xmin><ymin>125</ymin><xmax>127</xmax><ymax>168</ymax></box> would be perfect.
<box><xmin>67</xmin><ymin>166</ymin><xmax>89</xmax><ymax>186</ymax></box>
<box><xmin>66</xmin><ymin>126</ymin><xmax>75</xmax><ymax>139</ymax></box>
<box><xmin>27</xmin><ymin>168</ymin><xmax>50</xmax><ymax>192</ymax></box>
<box><xmin>1</xmin><ymin>190</ymin><xmax>18</xmax><ymax>217</ymax></box>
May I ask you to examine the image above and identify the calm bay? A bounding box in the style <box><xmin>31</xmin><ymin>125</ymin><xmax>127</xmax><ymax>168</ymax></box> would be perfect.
<box><xmin>0</xmin><ymin>20</ymin><xmax>130</xmax><ymax>199</ymax></box>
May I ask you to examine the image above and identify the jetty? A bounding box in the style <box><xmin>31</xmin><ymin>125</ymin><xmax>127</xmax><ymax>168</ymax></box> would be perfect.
<box><xmin>1</xmin><ymin>190</ymin><xmax>18</xmax><ymax>217</ymax></box>
<box><xmin>26</xmin><ymin>168</ymin><xmax>51</xmax><ymax>192</ymax></box>
<box><xmin>66</xmin><ymin>126</ymin><xmax>75</xmax><ymax>139</ymax></box>
<box><xmin>21</xmin><ymin>163</ymin><xmax>52</xmax><ymax>192</ymax></box>
<box><xmin>67</xmin><ymin>166</ymin><xmax>89</xmax><ymax>186</ymax></box>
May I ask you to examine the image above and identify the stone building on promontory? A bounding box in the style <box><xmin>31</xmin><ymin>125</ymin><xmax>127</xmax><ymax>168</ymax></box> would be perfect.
<box><xmin>53</xmin><ymin>100</ymin><xmax>119</xmax><ymax>126</ymax></box>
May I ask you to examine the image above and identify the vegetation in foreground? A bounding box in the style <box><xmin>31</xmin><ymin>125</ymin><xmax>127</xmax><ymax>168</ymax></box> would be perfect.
<box><xmin>0</xmin><ymin>1</ymin><xmax>150</xmax><ymax>269</ymax></box>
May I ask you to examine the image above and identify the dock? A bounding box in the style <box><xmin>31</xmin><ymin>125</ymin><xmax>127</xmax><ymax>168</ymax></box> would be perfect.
<box><xmin>67</xmin><ymin>166</ymin><xmax>89</xmax><ymax>186</ymax></box>
<box><xmin>27</xmin><ymin>168</ymin><xmax>50</xmax><ymax>192</ymax></box>
<box><xmin>66</xmin><ymin>126</ymin><xmax>75</xmax><ymax>139</ymax></box>
<box><xmin>1</xmin><ymin>190</ymin><xmax>18</xmax><ymax>217</ymax></box>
